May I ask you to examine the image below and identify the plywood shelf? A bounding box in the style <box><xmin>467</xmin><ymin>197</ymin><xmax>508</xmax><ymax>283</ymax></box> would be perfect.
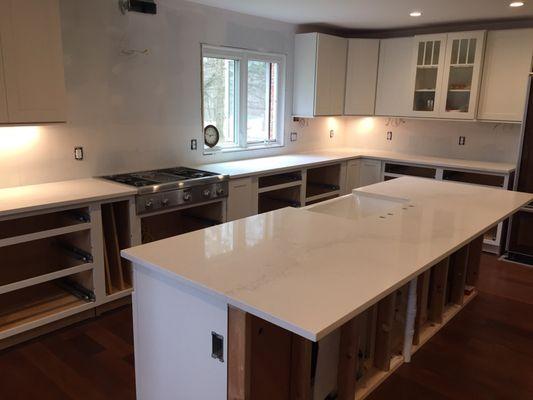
<box><xmin>0</xmin><ymin>207</ymin><xmax>90</xmax><ymax>243</ymax></box>
<box><xmin>0</xmin><ymin>280</ymin><xmax>93</xmax><ymax>340</ymax></box>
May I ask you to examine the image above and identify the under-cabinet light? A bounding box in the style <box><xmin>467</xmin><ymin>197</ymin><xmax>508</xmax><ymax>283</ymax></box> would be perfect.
<box><xmin>409</xmin><ymin>11</ymin><xmax>422</xmax><ymax>17</ymax></box>
<box><xmin>509</xmin><ymin>1</ymin><xmax>524</xmax><ymax>6</ymax></box>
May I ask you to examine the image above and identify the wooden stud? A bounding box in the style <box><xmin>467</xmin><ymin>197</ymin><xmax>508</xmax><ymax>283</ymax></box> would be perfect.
<box><xmin>428</xmin><ymin>258</ymin><xmax>449</xmax><ymax>324</ymax></box>
<box><xmin>374</xmin><ymin>293</ymin><xmax>396</xmax><ymax>372</ymax></box>
<box><xmin>466</xmin><ymin>235</ymin><xmax>484</xmax><ymax>287</ymax></box>
<box><xmin>449</xmin><ymin>246</ymin><xmax>469</xmax><ymax>305</ymax></box>
<box><xmin>337</xmin><ymin>316</ymin><xmax>361</xmax><ymax>400</ymax></box>
<box><xmin>290</xmin><ymin>335</ymin><xmax>313</xmax><ymax>400</ymax></box>
<box><xmin>228</xmin><ymin>307</ymin><xmax>252</xmax><ymax>400</ymax></box>
<box><xmin>413</xmin><ymin>270</ymin><xmax>431</xmax><ymax>345</ymax></box>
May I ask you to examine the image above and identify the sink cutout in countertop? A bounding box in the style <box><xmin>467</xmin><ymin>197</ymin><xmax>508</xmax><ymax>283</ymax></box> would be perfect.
<box><xmin>305</xmin><ymin>191</ymin><xmax>410</xmax><ymax>221</ymax></box>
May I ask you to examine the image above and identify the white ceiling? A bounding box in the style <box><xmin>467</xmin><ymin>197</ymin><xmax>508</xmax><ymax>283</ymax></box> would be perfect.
<box><xmin>185</xmin><ymin>0</ymin><xmax>533</xmax><ymax>30</ymax></box>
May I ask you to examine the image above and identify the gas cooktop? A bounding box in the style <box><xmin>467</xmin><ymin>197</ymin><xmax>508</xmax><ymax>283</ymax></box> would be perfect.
<box><xmin>101</xmin><ymin>167</ymin><xmax>229</xmax><ymax>214</ymax></box>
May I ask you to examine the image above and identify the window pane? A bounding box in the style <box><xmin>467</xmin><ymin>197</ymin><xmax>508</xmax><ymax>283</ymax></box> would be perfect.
<box><xmin>247</xmin><ymin>60</ymin><xmax>278</xmax><ymax>143</ymax></box>
<box><xmin>202</xmin><ymin>57</ymin><xmax>237</xmax><ymax>146</ymax></box>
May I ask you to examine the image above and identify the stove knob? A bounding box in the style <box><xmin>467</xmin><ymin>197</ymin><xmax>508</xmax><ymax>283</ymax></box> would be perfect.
<box><xmin>202</xmin><ymin>189</ymin><xmax>211</xmax><ymax>198</ymax></box>
<box><xmin>161</xmin><ymin>198</ymin><xmax>170</xmax><ymax>207</ymax></box>
<box><xmin>183</xmin><ymin>191</ymin><xmax>192</xmax><ymax>201</ymax></box>
<box><xmin>145</xmin><ymin>200</ymin><xmax>154</xmax><ymax>209</ymax></box>
<box><xmin>216</xmin><ymin>187</ymin><xmax>225</xmax><ymax>196</ymax></box>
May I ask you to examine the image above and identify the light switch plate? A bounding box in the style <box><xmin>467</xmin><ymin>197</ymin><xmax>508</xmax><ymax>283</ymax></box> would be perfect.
<box><xmin>290</xmin><ymin>132</ymin><xmax>298</xmax><ymax>142</ymax></box>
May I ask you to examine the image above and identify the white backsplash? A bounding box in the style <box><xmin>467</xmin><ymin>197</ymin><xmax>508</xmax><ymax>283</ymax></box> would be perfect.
<box><xmin>343</xmin><ymin>117</ymin><xmax>521</xmax><ymax>164</ymax></box>
<box><xmin>0</xmin><ymin>0</ymin><xmax>523</xmax><ymax>189</ymax></box>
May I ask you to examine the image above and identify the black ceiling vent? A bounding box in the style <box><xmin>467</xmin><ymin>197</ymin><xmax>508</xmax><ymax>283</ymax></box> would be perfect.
<box><xmin>119</xmin><ymin>0</ymin><xmax>157</xmax><ymax>15</ymax></box>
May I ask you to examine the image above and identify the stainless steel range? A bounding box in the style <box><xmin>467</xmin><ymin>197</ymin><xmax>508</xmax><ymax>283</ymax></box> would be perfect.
<box><xmin>102</xmin><ymin>167</ymin><xmax>229</xmax><ymax>215</ymax></box>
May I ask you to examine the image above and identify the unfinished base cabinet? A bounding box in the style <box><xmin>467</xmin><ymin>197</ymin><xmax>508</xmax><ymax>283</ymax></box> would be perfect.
<box><xmin>223</xmin><ymin>234</ymin><xmax>484</xmax><ymax>400</ymax></box>
<box><xmin>0</xmin><ymin>205</ymin><xmax>97</xmax><ymax>341</ymax></box>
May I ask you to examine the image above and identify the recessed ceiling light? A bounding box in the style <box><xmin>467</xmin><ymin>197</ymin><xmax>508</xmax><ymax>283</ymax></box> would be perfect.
<box><xmin>510</xmin><ymin>1</ymin><xmax>524</xmax><ymax>7</ymax></box>
<box><xmin>410</xmin><ymin>11</ymin><xmax>422</xmax><ymax>17</ymax></box>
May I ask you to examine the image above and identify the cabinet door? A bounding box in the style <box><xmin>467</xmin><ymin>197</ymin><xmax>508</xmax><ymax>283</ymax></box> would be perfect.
<box><xmin>375</xmin><ymin>37</ymin><xmax>413</xmax><ymax>117</ymax></box>
<box><xmin>0</xmin><ymin>43</ymin><xmax>7</xmax><ymax>123</ymax></box>
<box><xmin>438</xmin><ymin>31</ymin><xmax>486</xmax><ymax>119</ymax></box>
<box><xmin>478</xmin><ymin>29</ymin><xmax>533</xmax><ymax>122</ymax></box>
<box><xmin>345</xmin><ymin>159</ymin><xmax>361</xmax><ymax>193</ymax></box>
<box><xmin>409</xmin><ymin>34</ymin><xmax>447</xmax><ymax>117</ymax></box>
<box><xmin>0</xmin><ymin>0</ymin><xmax>67</xmax><ymax>123</ymax></box>
<box><xmin>315</xmin><ymin>33</ymin><xmax>347</xmax><ymax>116</ymax></box>
<box><xmin>359</xmin><ymin>159</ymin><xmax>382</xmax><ymax>187</ymax></box>
<box><xmin>227</xmin><ymin>178</ymin><xmax>257</xmax><ymax>221</ymax></box>
<box><xmin>344</xmin><ymin>39</ymin><xmax>380</xmax><ymax>116</ymax></box>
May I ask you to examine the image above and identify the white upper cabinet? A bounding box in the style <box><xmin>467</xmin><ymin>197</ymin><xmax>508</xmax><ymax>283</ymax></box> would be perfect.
<box><xmin>344</xmin><ymin>39</ymin><xmax>380</xmax><ymax>116</ymax></box>
<box><xmin>408</xmin><ymin>31</ymin><xmax>485</xmax><ymax>119</ymax></box>
<box><xmin>439</xmin><ymin>31</ymin><xmax>485</xmax><ymax>119</ymax></box>
<box><xmin>375</xmin><ymin>37</ymin><xmax>413</xmax><ymax>117</ymax></box>
<box><xmin>293</xmin><ymin>33</ymin><xmax>347</xmax><ymax>117</ymax></box>
<box><xmin>0</xmin><ymin>0</ymin><xmax>67</xmax><ymax>123</ymax></box>
<box><xmin>478</xmin><ymin>29</ymin><xmax>533</xmax><ymax>122</ymax></box>
<box><xmin>409</xmin><ymin>34</ymin><xmax>447</xmax><ymax>118</ymax></box>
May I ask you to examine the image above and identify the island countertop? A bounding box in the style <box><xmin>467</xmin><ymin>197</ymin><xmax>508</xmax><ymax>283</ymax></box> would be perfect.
<box><xmin>121</xmin><ymin>177</ymin><xmax>532</xmax><ymax>341</ymax></box>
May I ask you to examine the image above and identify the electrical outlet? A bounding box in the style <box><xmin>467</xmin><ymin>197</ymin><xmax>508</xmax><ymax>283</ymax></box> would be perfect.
<box><xmin>190</xmin><ymin>139</ymin><xmax>198</xmax><ymax>150</ymax></box>
<box><xmin>329</xmin><ymin>130</ymin><xmax>335</xmax><ymax>138</ymax></box>
<box><xmin>74</xmin><ymin>146</ymin><xmax>84</xmax><ymax>161</ymax></box>
<box><xmin>459</xmin><ymin>136</ymin><xmax>466</xmax><ymax>146</ymax></box>
<box><xmin>386</xmin><ymin>131</ymin><xmax>393</xmax><ymax>141</ymax></box>
<box><xmin>290</xmin><ymin>132</ymin><xmax>298</xmax><ymax>142</ymax></box>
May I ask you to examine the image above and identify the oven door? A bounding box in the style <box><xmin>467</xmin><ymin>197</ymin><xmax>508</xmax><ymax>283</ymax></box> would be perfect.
<box><xmin>139</xmin><ymin>199</ymin><xmax>227</xmax><ymax>244</ymax></box>
<box><xmin>507</xmin><ymin>205</ymin><xmax>533</xmax><ymax>263</ymax></box>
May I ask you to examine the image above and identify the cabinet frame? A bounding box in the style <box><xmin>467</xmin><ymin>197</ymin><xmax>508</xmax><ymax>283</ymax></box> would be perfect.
<box><xmin>409</xmin><ymin>33</ymin><xmax>448</xmax><ymax>118</ymax></box>
<box><xmin>438</xmin><ymin>30</ymin><xmax>486</xmax><ymax>120</ymax></box>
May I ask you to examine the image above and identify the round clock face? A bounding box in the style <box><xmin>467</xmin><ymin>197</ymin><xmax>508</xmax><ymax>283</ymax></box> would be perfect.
<box><xmin>204</xmin><ymin>125</ymin><xmax>220</xmax><ymax>148</ymax></box>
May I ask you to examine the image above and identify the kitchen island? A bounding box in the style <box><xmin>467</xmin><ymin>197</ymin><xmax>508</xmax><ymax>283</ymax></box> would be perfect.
<box><xmin>121</xmin><ymin>177</ymin><xmax>532</xmax><ymax>400</ymax></box>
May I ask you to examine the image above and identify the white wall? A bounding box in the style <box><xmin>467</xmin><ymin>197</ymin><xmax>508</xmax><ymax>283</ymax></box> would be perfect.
<box><xmin>0</xmin><ymin>0</ymin><xmax>523</xmax><ymax>189</ymax></box>
<box><xmin>0</xmin><ymin>0</ymin><xmax>342</xmax><ymax>189</ymax></box>
<box><xmin>343</xmin><ymin>117</ymin><xmax>521</xmax><ymax>164</ymax></box>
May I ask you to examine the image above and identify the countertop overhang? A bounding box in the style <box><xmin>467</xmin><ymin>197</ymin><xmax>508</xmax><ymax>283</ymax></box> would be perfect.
<box><xmin>121</xmin><ymin>177</ymin><xmax>532</xmax><ymax>342</ymax></box>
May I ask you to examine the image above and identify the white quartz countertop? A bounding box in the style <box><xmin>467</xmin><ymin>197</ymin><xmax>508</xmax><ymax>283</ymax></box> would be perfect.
<box><xmin>0</xmin><ymin>178</ymin><xmax>136</xmax><ymax>217</ymax></box>
<box><xmin>194</xmin><ymin>148</ymin><xmax>516</xmax><ymax>178</ymax></box>
<box><xmin>122</xmin><ymin>177</ymin><xmax>532</xmax><ymax>342</ymax></box>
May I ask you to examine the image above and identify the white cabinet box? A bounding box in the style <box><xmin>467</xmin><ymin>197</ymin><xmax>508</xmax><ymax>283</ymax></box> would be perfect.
<box><xmin>227</xmin><ymin>178</ymin><xmax>257</xmax><ymax>221</ymax></box>
<box><xmin>0</xmin><ymin>0</ymin><xmax>67</xmax><ymax>123</ymax></box>
<box><xmin>408</xmin><ymin>31</ymin><xmax>486</xmax><ymax>119</ymax></box>
<box><xmin>375</xmin><ymin>37</ymin><xmax>413</xmax><ymax>117</ymax></box>
<box><xmin>478</xmin><ymin>28</ymin><xmax>533</xmax><ymax>122</ymax></box>
<box><xmin>359</xmin><ymin>159</ymin><xmax>383</xmax><ymax>187</ymax></box>
<box><xmin>344</xmin><ymin>39</ymin><xmax>380</xmax><ymax>116</ymax></box>
<box><xmin>294</xmin><ymin>33</ymin><xmax>347</xmax><ymax>117</ymax></box>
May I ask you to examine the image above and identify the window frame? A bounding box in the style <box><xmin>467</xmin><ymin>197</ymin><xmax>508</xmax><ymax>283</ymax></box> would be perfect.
<box><xmin>201</xmin><ymin>44</ymin><xmax>286</xmax><ymax>153</ymax></box>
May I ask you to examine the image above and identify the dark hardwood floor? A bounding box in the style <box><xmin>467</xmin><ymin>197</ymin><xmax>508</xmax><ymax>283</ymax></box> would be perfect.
<box><xmin>0</xmin><ymin>254</ymin><xmax>532</xmax><ymax>400</ymax></box>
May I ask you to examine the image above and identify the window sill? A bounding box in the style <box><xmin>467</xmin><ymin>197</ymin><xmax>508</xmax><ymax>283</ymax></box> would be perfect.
<box><xmin>203</xmin><ymin>143</ymin><xmax>284</xmax><ymax>156</ymax></box>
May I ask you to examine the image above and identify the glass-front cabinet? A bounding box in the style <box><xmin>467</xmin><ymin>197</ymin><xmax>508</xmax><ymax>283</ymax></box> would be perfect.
<box><xmin>410</xmin><ymin>34</ymin><xmax>447</xmax><ymax>117</ymax></box>
<box><xmin>409</xmin><ymin>31</ymin><xmax>486</xmax><ymax>119</ymax></box>
<box><xmin>439</xmin><ymin>31</ymin><xmax>486</xmax><ymax>119</ymax></box>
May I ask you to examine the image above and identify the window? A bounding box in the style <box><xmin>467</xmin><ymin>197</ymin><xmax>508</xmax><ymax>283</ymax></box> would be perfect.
<box><xmin>202</xmin><ymin>45</ymin><xmax>285</xmax><ymax>151</ymax></box>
